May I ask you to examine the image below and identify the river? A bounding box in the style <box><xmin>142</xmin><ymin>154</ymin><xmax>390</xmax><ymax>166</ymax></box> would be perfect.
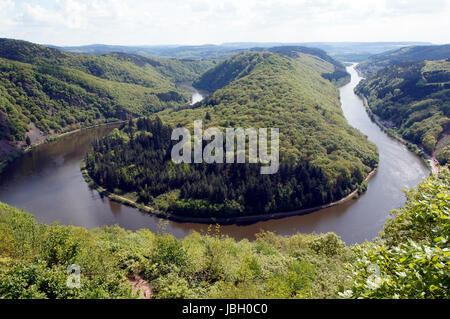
<box><xmin>0</xmin><ymin>67</ymin><xmax>430</xmax><ymax>244</ymax></box>
<box><xmin>177</xmin><ymin>82</ymin><xmax>210</xmax><ymax>105</ymax></box>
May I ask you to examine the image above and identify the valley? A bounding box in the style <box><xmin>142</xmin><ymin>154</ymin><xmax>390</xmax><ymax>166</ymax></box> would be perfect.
<box><xmin>0</xmin><ymin>37</ymin><xmax>447</xmax><ymax>300</ymax></box>
<box><xmin>0</xmin><ymin>38</ymin><xmax>215</xmax><ymax>164</ymax></box>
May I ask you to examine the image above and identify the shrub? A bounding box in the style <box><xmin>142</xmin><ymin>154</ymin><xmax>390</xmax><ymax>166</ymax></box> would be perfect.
<box><xmin>307</xmin><ymin>233</ymin><xmax>346</xmax><ymax>257</ymax></box>
<box><xmin>341</xmin><ymin>168</ymin><xmax>450</xmax><ymax>299</ymax></box>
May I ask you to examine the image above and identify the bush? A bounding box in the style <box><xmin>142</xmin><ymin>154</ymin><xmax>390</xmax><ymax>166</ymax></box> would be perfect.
<box><xmin>42</xmin><ymin>226</ymin><xmax>80</xmax><ymax>267</ymax></box>
<box><xmin>152</xmin><ymin>272</ymin><xmax>191</xmax><ymax>299</ymax></box>
<box><xmin>436</xmin><ymin>146</ymin><xmax>450</xmax><ymax>165</ymax></box>
<box><xmin>341</xmin><ymin>168</ymin><xmax>450</xmax><ymax>299</ymax></box>
<box><xmin>146</xmin><ymin>234</ymin><xmax>188</xmax><ymax>279</ymax></box>
<box><xmin>0</xmin><ymin>260</ymin><xmax>75</xmax><ymax>299</ymax></box>
<box><xmin>308</xmin><ymin>233</ymin><xmax>346</xmax><ymax>257</ymax></box>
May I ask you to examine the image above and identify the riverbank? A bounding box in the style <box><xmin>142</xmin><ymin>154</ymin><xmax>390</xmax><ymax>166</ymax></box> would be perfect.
<box><xmin>358</xmin><ymin>94</ymin><xmax>438</xmax><ymax>174</ymax></box>
<box><xmin>80</xmin><ymin>160</ymin><xmax>155</xmax><ymax>214</ymax></box>
<box><xmin>81</xmin><ymin>158</ymin><xmax>377</xmax><ymax>225</ymax></box>
<box><xmin>0</xmin><ymin>120</ymin><xmax>124</xmax><ymax>175</ymax></box>
<box><xmin>176</xmin><ymin>82</ymin><xmax>211</xmax><ymax>105</ymax></box>
<box><xmin>354</xmin><ymin>63</ymin><xmax>437</xmax><ymax>174</ymax></box>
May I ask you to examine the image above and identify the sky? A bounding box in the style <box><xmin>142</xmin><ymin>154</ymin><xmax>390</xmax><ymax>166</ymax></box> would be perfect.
<box><xmin>0</xmin><ymin>0</ymin><xmax>449</xmax><ymax>46</ymax></box>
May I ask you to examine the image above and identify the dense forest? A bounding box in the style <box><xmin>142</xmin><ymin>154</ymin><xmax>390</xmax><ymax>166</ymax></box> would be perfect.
<box><xmin>356</xmin><ymin>44</ymin><xmax>450</xmax><ymax>76</ymax></box>
<box><xmin>1</xmin><ymin>168</ymin><xmax>448</xmax><ymax>299</ymax></box>
<box><xmin>266</xmin><ymin>46</ymin><xmax>350</xmax><ymax>85</ymax></box>
<box><xmin>85</xmin><ymin>51</ymin><xmax>378</xmax><ymax>218</ymax></box>
<box><xmin>0</xmin><ymin>39</ymin><xmax>216</xmax><ymax>85</ymax></box>
<box><xmin>85</xmin><ymin>117</ymin><xmax>358</xmax><ymax>218</ymax></box>
<box><xmin>193</xmin><ymin>46</ymin><xmax>349</xmax><ymax>92</ymax></box>
<box><xmin>0</xmin><ymin>39</ymin><xmax>215</xmax><ymax>159</ymax></box>
<box><xmin>356</xmin><ymin>59</ymin><xmax>450</xmax><ymax>164</ymax></box>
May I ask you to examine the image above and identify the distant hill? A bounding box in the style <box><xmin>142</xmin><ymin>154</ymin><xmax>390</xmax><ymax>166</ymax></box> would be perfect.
<box><xmin>302</xmin><ymin>42</ymin><xmax>431</xmax><ymax>62</ymax></box>
<box><xmin>356</xmin><ymin>44</ymin><xmax>450</xmax><ymax>76</ymax></box>
<box><xmin>356</xmin><ymin>59</ymin><xmax>450</xmax><ymax>164</ymax></box>
<box><xmin>192</xmin><ymin>52</ymin><xmax>267</xmax><ymax>92</ymax></box>
<box><xmin>50</xmin><ymin>42</ymin><xmax>430</xmax><ymax>61</ymax></box>
<box><xmin>194</xmin><ymin>46</ymin><xmax>349</xmax><ymax>92</ymax></box>
<box><xmin>267</xmin><ymin>46</ymin><xmax>349</xmax><ymax>85</ymax></box>
<box><xmin>47</xmin><ymin>43</ymin><xmax>243</xmax><ymax>60</ymax></box>
<box><xmin>0</xmin><ymin>39</ymin><xmax>215</xmax><ymax>85</ymax></box>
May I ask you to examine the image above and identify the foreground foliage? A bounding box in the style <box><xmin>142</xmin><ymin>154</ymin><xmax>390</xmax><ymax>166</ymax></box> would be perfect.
<box><xmin>0</xmin><ymin>168</ymin><xmax>448</xmax><ymax>299</ymax></box>
<box><xmin>0</xmin><ymin>202</ymin><xmax>353</xmax><ymax>299</ymax></box>
<box><xmin>342</xmin><ymin>167</ymin><xmax>449</xmax><ymax>298</ymax></box>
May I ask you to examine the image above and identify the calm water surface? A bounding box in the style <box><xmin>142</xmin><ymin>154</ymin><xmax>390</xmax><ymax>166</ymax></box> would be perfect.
<box><xmin>0</xmin><ymin>65</ymin><xmax>430</xmax><ymax>244</ymax></box>
<box><xmin>177</xmin><ymin>82</ymin><xmax>210</xmax><ymax>105</ymax></box>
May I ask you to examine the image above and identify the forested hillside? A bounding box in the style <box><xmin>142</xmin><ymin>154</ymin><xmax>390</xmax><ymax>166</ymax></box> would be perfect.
<box><xmin>1</xmin><ymin>168</ymin><xmax>448</xmax><ymax>299</ymax></box>
<box><xmin>357</xmin><ymin>44</ymin><xmax>450</xmax><ymax>76</ymax></box>
<box><xmin>194</xmin><ymin>46</ymin><xmax>349</xmax><ymax>92</ymax></box>
<box><xmin>267</xmin><ymin>46</ymin><xmax>349</xmax><ymax>85</ymax></box>
<box><xmin>193</xmin><ymin>52</ymin><xmax>268</xmax><ymax>92</ymax></box>
<box><xmin>356</xmin><ymin>60</ymin><xmax>450</xmax><ymax>164</ymax></box>
<box><xmin>85</xmin><ymin>51</ymin><xmax>378</xmax><ymax>219</ymax></box>
<box><xmin>0</xmin><ymin>39</ymin><xmax>215</xmax><ymax>162</ymax></box>
<box><xmin>0</xmin><ymin>58</ymin><xmax>185</xmax><ymax>142</ymax></box>
<box><xmin>0</xmin><ymin>39</ymin><xmax>216</xmax><ymax>85</ymax></box>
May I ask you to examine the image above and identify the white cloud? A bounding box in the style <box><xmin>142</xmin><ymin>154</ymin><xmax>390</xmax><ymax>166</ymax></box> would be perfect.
<box><xmin>0</xmin><ymin>0</ymin><xmax>17</xmax><ymax>26</ymax></box>
<box><xmin>0</xmin><ymin>0</ymin><xmax>448</xmax><ymax>45</ymax></box>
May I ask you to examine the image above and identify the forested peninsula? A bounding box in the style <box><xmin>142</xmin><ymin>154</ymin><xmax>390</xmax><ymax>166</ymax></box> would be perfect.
<box><xmin>85</xmin><ymin>49</ymin><xmax>378</xmax><ymax>220</ymax></box>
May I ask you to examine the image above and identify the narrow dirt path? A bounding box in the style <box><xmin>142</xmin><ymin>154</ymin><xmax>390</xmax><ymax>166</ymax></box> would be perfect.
<box><xmin>128</xmin><ymin>275</ymin><xmax>152</xmax><ymax>299</ymax></box>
